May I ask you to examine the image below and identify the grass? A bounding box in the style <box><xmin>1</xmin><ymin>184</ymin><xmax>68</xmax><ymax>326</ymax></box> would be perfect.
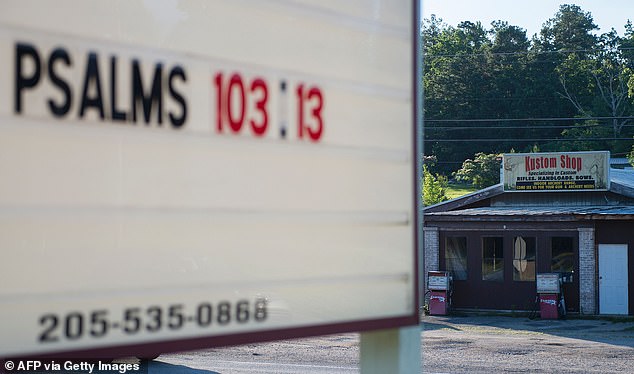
<box><xmin>446</xmin><ymin>183</ymin><xmax>478</xmax><ymax>200</ymax></box>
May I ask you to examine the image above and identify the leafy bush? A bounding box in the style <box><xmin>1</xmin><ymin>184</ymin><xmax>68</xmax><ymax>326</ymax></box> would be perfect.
<box><xmin>454</xmin><ymin>153</ymin><xmax>502</xmax><ymax>189</ymax></box>
<box><xmin>422</xmin><ymin>165</ymin><xmax>449</xmax><ymax>206</ymax></box>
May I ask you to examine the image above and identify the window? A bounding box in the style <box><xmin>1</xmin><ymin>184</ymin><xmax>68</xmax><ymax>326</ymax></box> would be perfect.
<box><xmin>513</xmin><ymin>237</ymin><xmax>536</xmax><ymax>281</ymax></box>
<box><xmin>445</xmin><ymin>237</ymin><xmax>468</xmax><ymax>280</ymax></box>
<box><xmin>482</xmin><ymin>237</ymin><xmax>504</xmax><ymax>281</ymax></box>
<box><xmin>551</xmin><ymin>237</ymin><xmax>574</xmax><ymax>273</ymax></box>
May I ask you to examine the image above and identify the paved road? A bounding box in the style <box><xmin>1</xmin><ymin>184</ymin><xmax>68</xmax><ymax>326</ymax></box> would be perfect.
<box><xmin>149</xmin><ymin>315</ymin><xmax>634</xmax><ymax>373</ymax></box>
<box><xmin>423</xmin><ymin>315</ymin><xmax>634</xmax><ymax>373</ymax></box>
<box><xmin>150</xmin><ymin>334</ymin><xmax>359</xmax><ymax>373</ymax></box>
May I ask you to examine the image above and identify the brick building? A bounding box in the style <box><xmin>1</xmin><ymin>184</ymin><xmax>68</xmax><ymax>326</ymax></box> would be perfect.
<box><xmin>423</xmin><ymin>152</ymin><xmax>634</xmax><ymax>315</ymax></box>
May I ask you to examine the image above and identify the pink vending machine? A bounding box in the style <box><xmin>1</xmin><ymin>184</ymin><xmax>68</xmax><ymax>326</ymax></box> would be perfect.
<box><xmin>427</xmin><ymin>271</ymin><xmax>452</xmax><ymax>315</ymax></box>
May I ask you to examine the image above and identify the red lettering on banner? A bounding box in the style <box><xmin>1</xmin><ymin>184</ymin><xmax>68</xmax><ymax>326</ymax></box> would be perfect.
<box><xmin>525</xmin><ymin>156</ymin><xmax>557</xmax><ymax>171</ymax></box>
<box><xmin>560</xmin><ymin>155</ymin><xmax>582</xmax><ymax>171</ymax></box>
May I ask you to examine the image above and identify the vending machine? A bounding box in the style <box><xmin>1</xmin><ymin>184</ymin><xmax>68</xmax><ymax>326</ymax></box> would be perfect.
<box><xmin>536</xmin><ymin>273</ymin><xmax>565</xmax><ymax>319</ymax></box>
<box><xmin>427</xmin><ymin>271</ymin><xmax>452</xmax><ymax>316</ymax></box>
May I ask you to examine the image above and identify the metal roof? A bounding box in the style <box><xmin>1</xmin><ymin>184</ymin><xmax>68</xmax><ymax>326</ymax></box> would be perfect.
<box><xmin>424</xmin><ymin>168</ymin><xmax>634</xmax><ymax>220</ymax></box>
<box><xmin>426</xmin><ymin>205</ymin><xmax>634</xmax><ymax>217</ymax></box>
<box><xmin>611</xmin><ymin>168</ymin><xmax>634</xmax><ymax>188</ymax></box>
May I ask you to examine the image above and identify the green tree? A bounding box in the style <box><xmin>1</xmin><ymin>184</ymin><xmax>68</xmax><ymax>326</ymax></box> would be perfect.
<box><xmin>454</xmin><ymin>153</ymin><xmax>502</xmax><ymax>189</ymax></box>
<box><xmin>530</xmin><ymin>4</ymin><xmax>600</xmax><ymax>152</ymax></box>
<box><xmin>423</xmin><ymin>5</ymin><xmax>634</xmax><ymax>173</ymax></box>
<box><xmin>422</xmin><ymin>165</ymin><xmax>449</xmax><ymax>206</ymax></box>
<box><xmin>423</xmin><ymin>19</ymin><xmax>495</xmax><ymax>175</ymax></box>
<box><xmin>488</xmin><ymin>21</ymin><xmax>533</xmax><ymax>153</ymax></box>
<box><xmin>558</xmin><ymin>30</ymin><xmax>633</xmax><ymax>138</ymax></box>
<box><xmin>536</xmin><ymin>5</ymin><xmax>634</xmax><ymax>154</ymax></box>
<box><xmin>534</xmin><ymin>4</ymin><xmax>598</xmax><ymax>52</ymax></box>
<box><xmin>625</xmin><ymin>22</ymin><xmax>634</xmax><ymax>111</ymax></box>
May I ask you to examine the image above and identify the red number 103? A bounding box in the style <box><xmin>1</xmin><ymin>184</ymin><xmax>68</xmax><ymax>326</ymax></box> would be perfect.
<box><xmin>214</xmin><ymin>73</ymin><xmax>268</xmax><ymax>136</ymax></box>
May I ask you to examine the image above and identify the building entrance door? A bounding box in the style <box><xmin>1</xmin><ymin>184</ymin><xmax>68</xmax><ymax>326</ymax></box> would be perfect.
<box><xmin>599</xmin><ymin>244</ymin><xmax>629</xmax><ymax>315</ymax></box>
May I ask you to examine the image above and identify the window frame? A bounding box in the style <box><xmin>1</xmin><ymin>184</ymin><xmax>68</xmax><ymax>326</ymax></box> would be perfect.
<box><xmin>445</xmin><ymin>236</ymin><xmax>468</xmax><ymax>281</ymax></box>
<box><xmin>512</xmin><ymin>236</ymin><xmax>536</xmax><ymax>282</ymax></box>
<box><xmin>550</xmin><ymin>236</ymin><xmax>575</xmax><ymax>274</ymax></box>
<box><xmin>481</xmin><ymin>236</ymin><xmax>504</xmax><ymax>282</ymax></box>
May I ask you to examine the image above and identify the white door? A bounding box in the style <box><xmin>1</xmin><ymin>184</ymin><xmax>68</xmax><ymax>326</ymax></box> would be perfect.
<box><xmin>599</xmin><ymin>244</ymin><xmax>629</xmax><ymax>315</ymax></box>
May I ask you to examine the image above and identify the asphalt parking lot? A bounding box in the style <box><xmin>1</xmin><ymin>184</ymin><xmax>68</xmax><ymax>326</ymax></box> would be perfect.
<box><xmin>423</xmin><ymin>314</ymin><xmax>634</xmax><ymax>373</ymax></box>
<box><xmin>151</xmin><ymin>314</ymin><xmax>634</xmax><ymax>373</ymax></box>
<box><xmin>11</xmin><ymin>314</ymin><xmax>629</xmax><ymax>373</ymax></box>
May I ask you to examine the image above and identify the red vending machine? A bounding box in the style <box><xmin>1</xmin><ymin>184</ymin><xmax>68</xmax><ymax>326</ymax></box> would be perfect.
<box><xmin>427</xmin><ymin>271</ymin><xmax>452</xmax><ymax>316</ymax></box>
<box><xmin>536</xmin><ymin>273</ymin><xmax>565</xmax><ymax>319</ymax></box>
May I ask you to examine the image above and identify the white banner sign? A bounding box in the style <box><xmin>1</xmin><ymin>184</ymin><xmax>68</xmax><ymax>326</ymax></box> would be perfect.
<box><xmin>503</xmin><ymin>151</ymin><xmax>610</xmax><ymax>192</ymax></box>
<box><xmin>0</xmin><ymin>0</ymin><xmax>417</xmax><ymax>357</ymax></box>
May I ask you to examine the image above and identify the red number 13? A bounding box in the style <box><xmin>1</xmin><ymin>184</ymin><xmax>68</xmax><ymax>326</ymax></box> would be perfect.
<box><xmin>297</xmin><ymin>84</ymin><xmax>324</xmax><ymax>142</ymax></box>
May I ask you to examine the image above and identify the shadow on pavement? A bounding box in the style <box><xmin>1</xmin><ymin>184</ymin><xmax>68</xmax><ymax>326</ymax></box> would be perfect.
<box><xmin>423</xmin><ymin>315</ymin><xmax>634</xmax><ymax>348</ymax></box>
<box><xmin>421</xmin><ymin>320</ymin><xmax>462</xmax><ymax>332</ymax></box>
<box><xmin>146</xmin><ymin>360</ymin><xmax>220</xmax><ymax>374</ymax></box>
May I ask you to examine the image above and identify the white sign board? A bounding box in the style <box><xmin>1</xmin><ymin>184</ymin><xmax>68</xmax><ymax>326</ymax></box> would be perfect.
<box><xmin>0</xmin><ymin>0</ymin><xmax>418</xmax><ymax>357</ymax></box>
<box><xmin>503</xmin><ymin>151</ymin><xmax>610</xmax><ymax>192</ymax></box>
<box><xmin>536</xmin><ymin>273</ymin><xmax>561</xmax><ymax>294</ymax></box>
<box><xmin>427</xmin><ymin>275</ymin><xmax>449</xmax><ymax>291</ymax></box>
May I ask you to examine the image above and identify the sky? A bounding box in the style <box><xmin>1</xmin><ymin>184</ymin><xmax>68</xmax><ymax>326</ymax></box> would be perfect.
<box><xmin>422</xmin><ymin>0</ymin><xmax>634</xmax><ymax>38</ymax></box>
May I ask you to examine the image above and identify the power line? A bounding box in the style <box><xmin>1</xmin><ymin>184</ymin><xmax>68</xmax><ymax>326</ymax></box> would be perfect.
<box><xmin>424</xmin><ymin>116</ymin><xmax>634</xmax><ymax>123</ymax></box>
<box><xmin>425</xmin><ymin>137</ymin><xmax>634</xmax><ymax>142</ymax></box>
<box><xmin>424</xmin><ymin>46</ymin><xmax>634</xmax><ymax>59</ymax></box>
<box><xmin>425</xmin><ymin>95</ymin><xmax>620</xmax><ymax>102</ymax></box>
<box><xmin>426</xmin><ymin>124</ymin><xmax>634</xmax><ymax>130</ymax></box>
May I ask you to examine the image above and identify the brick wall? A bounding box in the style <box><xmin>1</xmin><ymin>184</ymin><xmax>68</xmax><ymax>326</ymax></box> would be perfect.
<box><xmin>423</xmin><ymin>226</ymin><xmax>439</xmax><ymax>292</ymax></box>
<box><xmin>578</xmin><ymin>228</ymin><xmax>596</xmax><ymax>315</ymax></box>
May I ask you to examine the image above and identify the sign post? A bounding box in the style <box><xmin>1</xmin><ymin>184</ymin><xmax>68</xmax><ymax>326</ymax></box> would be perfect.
<box><xmin>360</xmin><ymin>326</ymin><xmax>421</xmax><ymax>374</ymax></box>
<box><xmin>0</xmin><ymin>0</ymin><xmax>420</xmax><ymax>362</ymax></box>
<box><xmin>360</xmin><ymin>1</ymin><xmax>423</xmax><ymax>372</ymax></box>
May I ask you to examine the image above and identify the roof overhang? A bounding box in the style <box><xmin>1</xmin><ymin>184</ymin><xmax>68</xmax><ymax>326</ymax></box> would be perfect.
<box><xmin>425</xmin><ymin>206</ymin><xmax>634</xmax><ymax>222</ymax></box>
